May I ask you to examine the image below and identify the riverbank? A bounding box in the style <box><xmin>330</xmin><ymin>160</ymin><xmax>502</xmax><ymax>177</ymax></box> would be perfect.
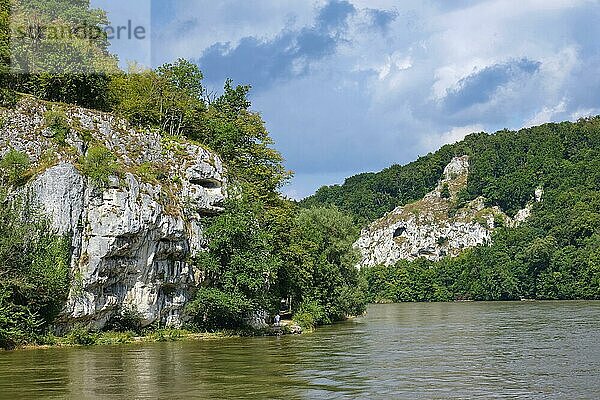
<box><xmin>6</xmin><ymin>319</ymin><xmax>305</xmax><ymax>352</ymax></box>
<box><xmin>18</xmin><ymin>329</ymin><xmax>232</xmax><ymax>351</ymax></box>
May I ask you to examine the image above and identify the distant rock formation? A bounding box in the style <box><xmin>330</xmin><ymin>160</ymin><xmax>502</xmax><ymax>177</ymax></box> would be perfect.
<box><xmin>1</xmin><ymin>98</ymin><xmax>226</xmax><ymax>329</ymax></box>
<box><xmin>354</xmin><ymin>155</ymin><xmax>542</xmax><ymax>267</ymax></box>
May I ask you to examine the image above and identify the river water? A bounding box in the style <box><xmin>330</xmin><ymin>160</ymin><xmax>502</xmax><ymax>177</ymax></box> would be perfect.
<box><xmin>1</xmin><ymin>301</ymin><xmax>599</xmax><ymax>399</ymax></box>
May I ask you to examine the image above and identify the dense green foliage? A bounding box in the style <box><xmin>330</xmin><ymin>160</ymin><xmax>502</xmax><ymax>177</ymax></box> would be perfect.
<box><xmin>0</xmin><ymin>152</ymin><xmax>71</xmax><ymax>349</ymax></box>
<box><xmin>43</xmin><ymin>108</ymin><xmax>70</xmax><ymax>145</ymax></box>
<box><xmin>284</xmin><ymin>207</ymin><xmax>366</xmax><ymax>326</ymax></box>
<box><xmin>362</xmin><ymin>118</ymin><xmax>600</xmax><ymax>302</ymax></box>
<box><xmin>301</xmin><ymin>144</ymin><xmax>467</xmax><ymax>225</ymax></box>
<box><xmin>3</xmin><ymin>0</ymin><xmax>119</xmax><ymax>109</ymax></box>
<box><xmin>109</xmin><ymin>60</ymin><xmax>206</xmax><ymax>137</ymax></box>
<box><xmin>80</xmin><ymin>145</ymin><xmax>118</xmax><ymax>187</ymax></box>
<box><xmin>186</xmin><ymin>195</ymin><xmax>366</xmax><ymax>330</ymax></box>
<box><xmin>187</xmin><ymin>197</ymin><xmax>283</xmax><ymax>330</ymax></box>
<box><xmin>0</xmin><ymin>148</ymin><xmax>29</xmax><ymax>185</ymax></box>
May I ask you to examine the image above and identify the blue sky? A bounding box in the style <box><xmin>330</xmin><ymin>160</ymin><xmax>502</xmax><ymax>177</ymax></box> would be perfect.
<box><xmin>94</xmin><ymin>0</ymin><xmax>600</xmax><ymax>199</ymax></box>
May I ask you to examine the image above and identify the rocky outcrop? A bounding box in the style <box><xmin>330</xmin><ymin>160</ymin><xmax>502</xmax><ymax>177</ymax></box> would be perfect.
<box><xmin>1</xmin><ymin>98</ymin><xmax>226</xmax><ymax>329</ymax></box>
<box><xmin>354</xmin><ymin>156</ymin><xmax>542</xmax><ymax>267</ymax></box>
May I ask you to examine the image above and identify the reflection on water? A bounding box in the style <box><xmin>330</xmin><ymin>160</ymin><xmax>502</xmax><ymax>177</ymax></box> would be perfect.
<box><xmin>1</xmin><ymin>301</ymin><xmax>599</xmax><ymax>399</ymax></box>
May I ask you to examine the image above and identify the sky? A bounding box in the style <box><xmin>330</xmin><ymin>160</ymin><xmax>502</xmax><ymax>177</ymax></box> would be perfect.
<box><xmin>93</xmin><ymin>0</ymin><xmax>600</xmax><ymax>199</ymax></box>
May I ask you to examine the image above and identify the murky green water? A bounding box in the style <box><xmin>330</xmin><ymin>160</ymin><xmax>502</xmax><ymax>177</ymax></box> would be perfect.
<box><xmin>1</xmin><ymin>301</ymin><xmax>599</xmax><ymax>399</ymax></box>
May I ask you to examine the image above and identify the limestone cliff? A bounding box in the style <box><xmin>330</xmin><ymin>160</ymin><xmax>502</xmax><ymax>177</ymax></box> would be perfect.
<box><xmin>354</xmin><ymin>156</ymin><xmax>542</xmax><ymax>267</ymax></box>
<box><xmin>0</xmin><ymin>98</ymin><xmax>226</xmax><ymax>329</ymax></box>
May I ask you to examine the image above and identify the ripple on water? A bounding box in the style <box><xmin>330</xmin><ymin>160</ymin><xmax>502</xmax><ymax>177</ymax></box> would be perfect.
<box><xmin>0</xmin><ymin>301</ymin><xmax>599</xmax><ymax>399</ymax></box>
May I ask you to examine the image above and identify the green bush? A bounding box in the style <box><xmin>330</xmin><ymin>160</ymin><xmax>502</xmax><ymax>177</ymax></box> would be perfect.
<box><xmin>104</xmin><ymin>306</ymin><xmax>143</xmax><ymax>333</ymax></box>
<box><xmin>43</xmin><ymin>109</ymin><xmax>69</xmax><ymax>145</ymax></box>
<box><xmin>97</xmin><ymin>331</ymin><xmax>135</xmax><ymax>345</ymax></box>
<box><xmin>186</xmin><ymin>197</ymin><xmax>285</xmax><ymax>331</ymax></box>
<box><xmin>66</xmin><ymin>327</ymin><xmax>98</xmax><ymax>346</ymax></box>
<box><xmin>81</xmin><ymin>145</ymin><xmax>118</xmax><ymax>187</ymax></box>
<box><xmin>440</xmin><ymin>183</ymin><xmax>451</xmax><ymax>199</ymax></box>
<box><xmin>0</xmin><ymin>149</ymin><xmax>30</xmax><ymax>186</ymax></box>
<box><xmin>135</xmin><ymin>162</ymin><xmax>168</xmax><ymax>183</ymax></box>
<box><xmin>0</xmin><ymin>88</ymin><xmax>17</xmax><ymax>108</ymax></box>
<box><xmin>493</xmin><ymin>213</ymin><xmax>506</xmax><ymax>228</ymax></box>
<box><xmin>150</xmin><ymin>328</ymin><xmax>184</xmax><ymax>342</ymax></box>
<box><xmin>186</xmin><ymin>287</ymin><xmax>252</xmax><ymax>330</ymax></box>
<box><xmin>0</xmin><ymin>298</ymin><xmax>42</xmax><ymax>349</ymax></box>
<box><xmin>286</xmin><ymin>206</ymin><xmax>366</xmax><ymax>325</ymax></box>
<box><xmin>37</xmin><ymin>332</ymin><xmax>58</xmax><ymax>346</ymax></box>
<box><xmin>332</xmin><ymin>284</ymin><xmax>367</xmax><ymax>319</ymax></box>
<box><xmin>0</xmin><ymin>189</ymin><xmax>71</xmax><ymax>349</ymax></box>
<box><xmin>292</xmin><ymin>300</ymin><xmax>326</xmax><ymax>330</ymax></box>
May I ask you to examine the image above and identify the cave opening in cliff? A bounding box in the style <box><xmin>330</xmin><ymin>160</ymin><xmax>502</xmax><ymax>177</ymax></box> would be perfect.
<box><xmin>393</xmin><ymin>226</ymin><xmax>406</xmax><ymax>238</ymax></box>
<box><xmin>190</xmin><ymin>178</ymin><xmax>222</xmax><ymax>189</ymax></box>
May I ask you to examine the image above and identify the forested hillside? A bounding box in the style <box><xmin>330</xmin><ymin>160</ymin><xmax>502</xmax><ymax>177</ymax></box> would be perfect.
<box><xmin>301</xmin><ymin>145</ymin><xmax>463</xmax><ymax>225</ymax></box>
<box><xmin>349</xmin><ymin>119</ymin><xmax>600</xmax><ymax>301</ymax></box>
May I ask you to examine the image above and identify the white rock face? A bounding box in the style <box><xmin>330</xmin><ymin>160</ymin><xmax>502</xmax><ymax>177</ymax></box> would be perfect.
<box><xmin>1</xmin><ymin>99</ymin><xmax>226</xmax><ymax>329</ymax></box>
<box><xmin>354</xmin><ymin>156</ymin><xmax>542</xmax><ymax>268</ymax></box>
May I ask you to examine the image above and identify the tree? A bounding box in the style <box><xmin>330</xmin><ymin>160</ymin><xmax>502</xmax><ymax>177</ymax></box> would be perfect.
<box><xmin>6</xmin><ymin>0</ymin><xmax>119</xmax><ymax>108</ymax></box>
<box><xmin>0</xmin><ymin>0</ymin><xmax>11</xmax><ymax>103</ymax></box>
<box><xmin>156</xmin><ymin>59</ymin><xmax>206</xmax><ymax>136</ymax></box>
<box><xmin>196</xmin><ymin>79</ymin><xmax>291</xmax><ymax>202</ymax></box>
<box><xmin>0</xmin><ymin>152</ymin><xmax>71</xmax><ymax>348</ymax></box>
<box><xmin>110</xmin><ymin>60</ymin><xmax>207</xmax><ymax>136</ymax></box>
<box><xmin>186</xmin><ymin>197</ymin><xmax>283</xmax><ymax>329</ymax></box>
<box><xmin>285</xmin><ymin>206</ymin><xmax>366</xmax><ymax>323</ymax></box>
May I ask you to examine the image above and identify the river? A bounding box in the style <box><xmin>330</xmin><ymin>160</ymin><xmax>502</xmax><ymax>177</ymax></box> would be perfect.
<box><xmin>1</xmin><ymin>301</ymin><xmax>599</xmax><ymax>399</ymax></box>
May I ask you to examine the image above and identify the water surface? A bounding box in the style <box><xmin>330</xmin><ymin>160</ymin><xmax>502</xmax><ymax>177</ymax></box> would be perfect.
<box><xmin>1</xmin><ymin>301</ymin><xmax>599</xmax><ymax>399</ymax></box>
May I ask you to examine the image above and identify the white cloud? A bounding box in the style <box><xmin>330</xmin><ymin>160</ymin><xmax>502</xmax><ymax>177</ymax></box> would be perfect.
<box><xmin>377</xmin><ymin>53</ymin><xmax>412</xmax><ymax>80</ymax></box>
<box><xmin>536</xmin><ymin>46</ymin><xmax>579</xmax><ymax>97</ymax></box>
<box><xmin>524</xmin><ymin>99</ymin><xmax>568</xmax><ymax>127</ymax></box>
<box><xmin>426</xmin><ymin>1</ymin><xmax>588</xmax><ymax>102</ymax></box>
<box><xmin>570</xmin><ymin>108</ymin><xmax>600</xmax><ymax>120</ymax></box>
<box><xmin>421</xmin><ymin>124</ymin><xmax>485</xmax><ymax>153</ymax></box>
